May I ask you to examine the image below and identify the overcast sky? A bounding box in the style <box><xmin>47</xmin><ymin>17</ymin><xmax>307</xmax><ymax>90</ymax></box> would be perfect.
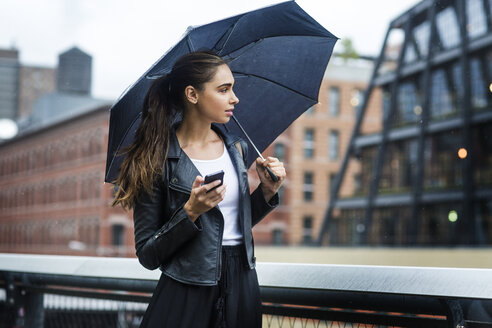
<box><xmin>1</xmin><ymin>0</ymin><xmax>419</xmax><ymax>100</ymax></box>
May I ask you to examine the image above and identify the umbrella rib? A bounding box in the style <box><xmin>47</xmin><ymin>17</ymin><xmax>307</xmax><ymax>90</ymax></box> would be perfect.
<box><xmin>214</xmin><ymin>20</ymin><xmax>240</xmax><ymax>55</ymax></box>
<box><xmin>232</xmin><ymin>71</ymin><xmax>319</xmax><ymax>102</ymax></box>
<box><xmin>186</xmin><ymin>35</ymin><xmax>196</xmax><ymax>52</ymax></box>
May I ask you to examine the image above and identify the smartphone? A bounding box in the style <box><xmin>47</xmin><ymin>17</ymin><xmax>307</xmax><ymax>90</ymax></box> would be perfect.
<box><xmin>203</xmin><ymin>170</ymin><xmax>224</xmax><ymax>193</ymax></box>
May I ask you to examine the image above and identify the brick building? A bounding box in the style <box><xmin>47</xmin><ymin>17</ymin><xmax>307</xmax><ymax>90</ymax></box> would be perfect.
<box><xmin>0</xmin><ymin>104</ymin><xmax>135</xmax><ymax>256</ymax></box>
<box><xmin>252</xmin><ymin>57</ymin><xmax>382</xmax><ymax>245</ymax></box>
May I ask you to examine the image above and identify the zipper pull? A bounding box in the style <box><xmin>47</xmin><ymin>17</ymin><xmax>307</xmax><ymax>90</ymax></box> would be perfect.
<box><xmin>154</xmin><ymin>230</ymin><xmax>163</xmax><ymax>240</ymax></box>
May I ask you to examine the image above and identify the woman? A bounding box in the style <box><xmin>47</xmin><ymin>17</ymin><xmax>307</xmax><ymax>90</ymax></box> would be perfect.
<box><xmin>112</xmin><ymin>51</ymin><xmax>285</xmax><ymax>327</ymax></box>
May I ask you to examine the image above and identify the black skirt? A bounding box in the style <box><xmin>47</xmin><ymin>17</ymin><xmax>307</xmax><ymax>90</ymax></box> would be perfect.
<box><xmin>140</xmin><ymin>245</ymin><xmax>262</xmax><ymax>328</ymax></box>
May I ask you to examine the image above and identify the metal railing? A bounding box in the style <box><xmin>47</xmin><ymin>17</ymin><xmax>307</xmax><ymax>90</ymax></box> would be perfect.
<box><xmin>1</xmin><ymin>253</ymin><xmax>492</xmax><ymax>327</ymax></box>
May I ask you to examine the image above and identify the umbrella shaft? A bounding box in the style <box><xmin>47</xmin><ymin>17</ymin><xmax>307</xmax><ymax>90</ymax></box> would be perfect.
<box><xmin>231</xmin><ymin>115</ymin><xmax>264</xmax><ymax>160</ymax></box>
<box><xmin>231</xmin><ymin>115</ymin><xmax>279</xmax><ymax>182</ymax></box>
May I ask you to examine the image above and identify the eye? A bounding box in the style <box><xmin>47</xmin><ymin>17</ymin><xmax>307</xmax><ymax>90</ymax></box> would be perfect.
<box><xmin>220</xmin><ymin>88</ymin><xmax>228</xmax><ymax>93</ymax></box>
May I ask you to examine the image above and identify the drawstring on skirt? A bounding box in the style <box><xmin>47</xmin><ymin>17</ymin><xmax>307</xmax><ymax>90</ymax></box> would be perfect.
<box><xmin>214</xmin><ymin>245</ymin><xmax>242</xmax><ymax>328</ymax></box>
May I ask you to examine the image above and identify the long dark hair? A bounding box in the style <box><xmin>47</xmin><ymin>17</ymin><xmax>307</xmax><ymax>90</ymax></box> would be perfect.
<box><xmin>112</xmin><ymin>51</ymin><xmax>227</xmax><ymax>209</ymax></box>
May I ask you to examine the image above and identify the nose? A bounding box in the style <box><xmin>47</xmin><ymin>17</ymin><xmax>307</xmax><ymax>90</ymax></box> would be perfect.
<box><xmin>231</xmin><ymin>90</ymin><xmax>239</xmax><ymax>105</ymax></box>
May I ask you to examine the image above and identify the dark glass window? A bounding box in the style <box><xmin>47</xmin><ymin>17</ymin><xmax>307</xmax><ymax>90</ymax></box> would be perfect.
<box><xmin>418</xmin><ymin>203</ymin><xmax>461</xmax><ymax>246</ymax></box>
<box><xmin>329</xmin><ymin>130</ymin><xmax>339</xmax><ymax>160</ymax></box>
<box><xmin>272</xmin><ymin>229</ymin><xmax>284</xmax><ymax>245</ymax></box>
<box><xmin>329</xmin><ymin>87</ymin><xmax>340</xmax><ymax>116</ymax></box>
<box><xmin>430</xmin><ymin>69</ymin><xmax>457</xmax><ymax>120</ymax></box>
<box><xmin>379</xmin><ymin>139</ymin><xmax>418</xmax><ymax>194</ymax></box>
<box><xmin>451</xmin><ymin>62</ymin><xmax>464</xmax><ymax>109</ymax></box>
<box><xmin>303</xmin><ymin>172</ymin><xmax>313</xmax><ymax>201</ymax></box>
<box><xmin>413</xmin><ymin>21</ymin><xmax>430</xmax><ymax>58</ymax></box>
<box><xmin>274</xmin><ymin>143</ymin><xmax>285</xmax><ymax>162</ymax></box>
<box><xmin>436</xmin><ymin>7</ymin><xmax>460</xmax><ymax>49</ymax></box>
<box><xmin>470</xmin><ymin>57</ymin><xmax>488</xmax><ymax>110</ymax></box>
<box><xmin>382</xmin><ymin>89</ymin><xmax>391</xmax><ymax>121</ymax></box>
<box><xmin>112</xmin><ymin>224</ymin><xmax>124</xmax><ymax>246</ymax></box>
<box><xmin>473</xmin><ymin>122</ymin><xmax>492</xmax><ymax>187</ymax></box>
<box><xmin>304</xmin><ymin>128</ymin><xmax>314</xmax><ymax>158</ymax></box>
<box><xmin>359</xmin><ymin>147</ymin><xmax>378</xmax><ymax>196</ymax></box>
<box><xmin>394</xmin><ymin>80</ymin><xmax>422</xmax><ymax>127</ymax></box>
<box><xmin>329</xmin><ymin>173</ymin><xmax>337</xmax><ymax>194</ymax></box>
<box><xmin>478</xmin><ymin>199</ymin><xmax>492</xmax><ymax>244</ymax></box>
<box><xmin>423</xmin><ymin>130</ymin><xmax>463</xmax><ymax>190</ymax></box>
<box><xmin>371</xmin><ymin>207</ymin><xmax>411</xmax><ymax>246</ymax></box>
<box><xmin>467</xmin><ymin>0</ymin><xmax>487</xmax><ymax>39</ymax></box>
<box><xmin>337</xmin><ymin>209</ymin><xmax>365</xmax><ymax>245</ymax></box>
<box><xmin>302</xmin><ymin>216</ymin><xmax>313</xmax><ymax>245</ymax></box>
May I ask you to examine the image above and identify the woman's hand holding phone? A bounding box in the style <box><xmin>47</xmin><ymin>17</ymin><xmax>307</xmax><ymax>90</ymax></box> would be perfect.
<box><xmin>184</xmin><ymin>171</ymin><xmax>226</xmax><ymax>221</ymax></box>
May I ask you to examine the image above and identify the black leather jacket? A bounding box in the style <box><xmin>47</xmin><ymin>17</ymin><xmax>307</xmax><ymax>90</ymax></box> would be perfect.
<box><xmin>133</xmin><ymin>124</ymin><xmax>278</xmax><ymax>286</ymax></box>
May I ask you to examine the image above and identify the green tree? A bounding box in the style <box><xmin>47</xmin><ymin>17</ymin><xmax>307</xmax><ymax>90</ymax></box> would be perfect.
<box><xmin>339</xmin><ymin>38</ymin><xmax>359</xmax><ymax>61</ymax></box>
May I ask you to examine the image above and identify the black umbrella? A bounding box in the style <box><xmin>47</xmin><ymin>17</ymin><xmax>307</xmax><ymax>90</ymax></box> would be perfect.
<box><xmin>105</xmin><ymin>1</ymin><xmax>337</xmax><ymax>183</ymax></box>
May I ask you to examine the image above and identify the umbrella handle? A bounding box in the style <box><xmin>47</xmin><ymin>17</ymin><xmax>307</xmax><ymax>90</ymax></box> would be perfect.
<box><xmin>266</xmin><ymin>166</ymin><xmax>279</xmax><ymax>182</ymax></box>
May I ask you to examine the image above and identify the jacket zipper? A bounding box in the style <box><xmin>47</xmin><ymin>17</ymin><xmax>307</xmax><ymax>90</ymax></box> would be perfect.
<box><xmin>216</xmin><ymin>209</ymin><xmax>224</xmax><ymax>282</ymax></box>
<box><xmin>153</xmin><ymin>206</ymin><xmax>185</xmax><ymax>240</ymax></box>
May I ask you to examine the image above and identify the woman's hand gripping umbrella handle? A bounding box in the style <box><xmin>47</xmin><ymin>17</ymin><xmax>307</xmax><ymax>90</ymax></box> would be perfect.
<box><xmin>231</xmin><ymin>115</ymin><xmax>279</xmax><ymax>182</ymax></box>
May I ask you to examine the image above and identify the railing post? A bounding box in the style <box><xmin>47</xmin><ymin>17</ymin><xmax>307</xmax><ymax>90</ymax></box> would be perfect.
<box><xmin>24</xmin><ymin>291</ymin><xmax>44</xmax><ymax>328</ymax></box>
<box><xmin>2</xmin><ymin>273</ymin><xmax>18</xmax><ymax>328</ymax></box>
<box><xmin>442</xmin><ymin>299</ymin><xmax>465</xmax><ymax>328</ymax></box>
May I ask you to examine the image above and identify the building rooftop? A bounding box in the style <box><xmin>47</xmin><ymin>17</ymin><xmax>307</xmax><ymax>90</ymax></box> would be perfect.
<box><xmin>17</xmin><ymin>92</ymin><xmax>112</xmax><ymax>136</ymax></box>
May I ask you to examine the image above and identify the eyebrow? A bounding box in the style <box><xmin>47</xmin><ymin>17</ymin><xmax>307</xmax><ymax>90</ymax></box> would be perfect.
<box><xmin>217</xmin><ymin>83</ymin><xmax>233</xmax><ymax>88</ymax></box>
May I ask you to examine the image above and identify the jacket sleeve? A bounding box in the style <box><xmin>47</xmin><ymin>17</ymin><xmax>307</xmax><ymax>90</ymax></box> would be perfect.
<box><xmin>250</xmin><ymin>184</ymin><xmax>279</xmax><ymax>227</ymax></box>
<box><xmin>133</xmin><ymin>180</ymin><xmax>202</xmax><ymax>270</ymax></box>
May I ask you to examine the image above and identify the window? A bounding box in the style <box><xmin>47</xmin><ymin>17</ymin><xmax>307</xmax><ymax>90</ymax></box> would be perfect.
<box><xmin>303</xmin><ymin>172</ymin><xmax>314</xmax><ymax>201</ymax></box>
<box><xmin>329</xmin><ymin>87</ymin><xmax>340</xmax><ymax>116</ymax></box>
<box><xmin>394</xmin><ymin>80</ymin><xmax>422</xmax><ymax>127</ymax></box>
<box><xmin>329</xmin><ymin>130</ymin><xmax>339</xmax><ymax>160</ymax></box>
<box><xmin>413</xmin><ymin>21</ymin><xmax>430</xmax><ymax>58</ymax></box>
<box><xmin>379</xmin><ymin>140</ymin><xmax>418</xmax><ymax>193</ymax></box>
<box><xmin>430</xmin><ymin>69</ymin><xmax>456</xmax><ymax>120</ymax></box>
<box><xmin>274</xmin><ymin>143</ymin><xmax>285</xmax><ymax>162</ymax></box>
<box><xmin>305</xmin><ymin>106</ymin><xmax>315</xmax><ymax>115</ymax></box>
<box><xmin>329</xmin><ymin>173</ymin><xmax>337</xmax><ymax>194</ymax></box>
<box><xmin>302</xmin><ymin>216</ymin><xmax>313</xmax><ymax>245</ymax></box>
<box><xmin>436</xmin><ymin>7</ymin><xmax>460</xmax><ymax>50</ymax></box>
<box><xmin>473</xmin><ymin>122</ymin><xmax>492</xmax><ymax>187</ymax></box>
<box><xmin>424</xmin><ymin>130</ymin><xmax>463</xmax><ymax>190</ymax></box>
<box><xmin>403</xmin><ymin>43</ymin><xmax>418</xmax><ymax>63</ymax></box>
<box><xmin>277</xmin><ymin>186</ymin><xmax>284</xmax><ymax>204</ymax></box>
<box><xmin>112</xmin><ymin>224</ymin><xmax>124</xmax><ymax>246</ymax></box>
<box><xmin>272</xmin><ymin>229</ymin><xmax>284</xmax><ymax>245</ymax></box>
<box><xmin>419</xmin><ymin>203</ymin><xmax>461</xmax><ymax>246</ymax></box>
<box><xmin>470</xmin><ymin>57</ymin><xmax>488</xmax><ymax>110</ymax></box>
<box><xmin>304</xmin><ymin>128</ymin><xmax>315</xmax><ymax>158</ymax></box>
<box><xmin>466</xmin><ymin>0</ymin><xmax>487</xmax><ymax>39</ymax></box>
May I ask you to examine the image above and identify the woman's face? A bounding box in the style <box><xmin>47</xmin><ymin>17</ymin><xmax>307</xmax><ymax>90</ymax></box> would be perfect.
<box><xmin>195</xmin><ymin>64</ymin><xmax>239</xmax><ymax>124</ymax></box>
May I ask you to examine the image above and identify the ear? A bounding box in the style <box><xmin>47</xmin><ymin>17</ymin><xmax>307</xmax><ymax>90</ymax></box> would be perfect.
<box><xmin>184</xmin><ymin>85</ymin><xmax>198</xmax><ymax>105</ymax></box>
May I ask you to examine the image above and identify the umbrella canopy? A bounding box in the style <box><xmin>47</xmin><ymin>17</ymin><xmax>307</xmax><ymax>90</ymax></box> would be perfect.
<box><xmin>105</xmin><ymin>0</ymin><xmax>337</xmax><ymax>182</ymax></box>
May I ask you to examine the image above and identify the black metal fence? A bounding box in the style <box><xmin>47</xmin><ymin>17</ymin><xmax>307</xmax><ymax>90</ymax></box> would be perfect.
<box><xmin>1</xmin><ymin>253</ymin><xmax>492</xmax><ymax>327</ymax></box>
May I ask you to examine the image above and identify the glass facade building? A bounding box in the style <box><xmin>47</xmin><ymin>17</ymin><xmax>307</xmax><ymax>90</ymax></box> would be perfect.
<box><xmin>319</xmin><ymin>0</ymin><xmax>492</xmax><ymax>246</ymax></box>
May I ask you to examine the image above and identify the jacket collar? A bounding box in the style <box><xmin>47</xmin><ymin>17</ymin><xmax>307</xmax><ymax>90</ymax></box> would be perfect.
<box><xmin>166</xmin><ymin>123</ymin><xmax>244</xmax><ymax>194</ymax></box>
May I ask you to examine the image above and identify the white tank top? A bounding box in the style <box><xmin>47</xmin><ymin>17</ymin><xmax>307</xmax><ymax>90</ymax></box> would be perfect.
<box><xmin>190</xmin><ymin>143</ymin><xmax>242</xmax><ymax>245</ymax></box>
